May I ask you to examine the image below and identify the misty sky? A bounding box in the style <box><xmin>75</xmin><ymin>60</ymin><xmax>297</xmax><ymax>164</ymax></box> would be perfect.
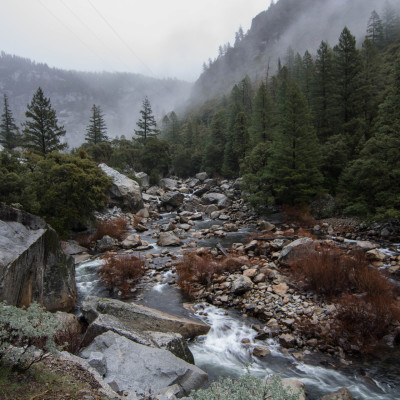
<box><xmin>0</xmin><ymin>0</ymin><xmax>272</xmax><ymax>81</ymax></box>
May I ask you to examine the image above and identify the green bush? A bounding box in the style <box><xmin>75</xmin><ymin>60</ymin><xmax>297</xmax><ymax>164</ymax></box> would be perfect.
<box><xmin>0</xmin><ymin>302</ymin><xmax>61</xmax><ymax>372</ymax></box>
<box><xmin>188</xmin><ymin>373</ymin><xmax>301</xmax><ymax>400</ymax></box>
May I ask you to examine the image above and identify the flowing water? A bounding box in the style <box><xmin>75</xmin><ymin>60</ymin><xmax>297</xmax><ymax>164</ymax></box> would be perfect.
<box><xmin>74</xmin><ymin>213</ymin><xmax>400</xmax><ymax>399</ymax></box>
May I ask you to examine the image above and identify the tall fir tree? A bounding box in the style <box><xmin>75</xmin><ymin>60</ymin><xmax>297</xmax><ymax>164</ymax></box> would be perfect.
<box><xmin>0</xmin><ymin>94</ymin><xmax>21</xmax><ymax>150</ymax></box>
<box><xmin>22</xmin><ymin>87</ymin><xmax>66</xmax><ymax>156</ymax></box>
<box><xmin>366</xmin><ymin>10</ymin><xmax>384</xmax><ymax>48</ymax></box>
<box><xmin>268</xmin><ymin>80</ymin><xmax>323</xmax><ymax>205</ymax></box>
<box><xmin>134</xmin><ymin>97</ymin><xmax>160</xmax><ymax>141</ymax></box>
<box><xmin>85</xmin><ymin>104</ymin><xmax>109</xmax><ymax>144</ymax></box>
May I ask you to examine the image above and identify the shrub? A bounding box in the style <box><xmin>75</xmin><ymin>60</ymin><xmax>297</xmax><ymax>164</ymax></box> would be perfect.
<box><xmin>176</xmin><ymin>252</ymin><xmax>242</xmax><ymax>300</ymax></box>
<box><xmin>282</xmin><ymin>204</ymin><xmax>315</xmax><ymax>226</ymax></box>
<box><xmin>92</xmin><ymin>216</ymin><xmax>128</xmax><ymax>242</ymax></box>
<box><xmin>0</xmin><ymin>302</ymin><xmax>61</xmax><ymax>372</ymax></box>
<box><xmin>188</xmin><ymin>373</ymin><xmax>301</xmax><ymax>400</ymax></box>
<box><xmin>99</xmin><ymin>253</ymin><xmax>145</xmax><ymax>297</ymax></box>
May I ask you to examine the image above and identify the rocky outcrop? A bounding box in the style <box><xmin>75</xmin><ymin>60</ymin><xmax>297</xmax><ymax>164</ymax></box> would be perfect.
<box><xmin>278</xmin><ymin>237</ymin><xmax>316</xmax><ymax>266</ymax></box>
<box><xmin>318</xmin><ymin>387</ymin><xmax>354</xmax><ymax>400</ymax></box>
<box><xmin>99</xmin><ymin>163</ymin><xmax>143</xmax><ymax>212</ymax></box>
<box><xmin>81</xmin><ymin>296</ymin><xmax>210</xmax><ymax>339</ymax></box>
<box><xmin>80</xmin><ymin>331</ymin><xmax>208</xmax><ymax>399</ymax></box>
<box><xmin>0</xmin><ymin>204</ymin><xmax>76</xmax><ymax>312</ymax></box>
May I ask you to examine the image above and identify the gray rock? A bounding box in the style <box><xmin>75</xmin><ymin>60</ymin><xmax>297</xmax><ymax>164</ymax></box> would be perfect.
<box><xmin>80</xmin><ymin>331</ymin><xmax>208</xmax><ymax>398</ymax></box>
<box><xmin>135</xmin><ymin>172</ymin><xmax>149</xmax><ymax>188</ymax></box>
<box><xmin>121</xmin><ymin>234</ymin><xmax>141</xmax><ymax>249</ymax></box>
<box><xmin>159</xmin><ymin>178</ymin><xmax>178</xmax><ymax>191</ymax></box>
<box><xmin>82</xmin><ymin>314</ymin><xmax>194</xmax><ymax>363</ymax></box>
<box><xmin>201</xmin><ymin>193</ymin><xmax>231</xmax><ymax>208</ymax></box>
<box><xmin>95</xmin><ymin>235</ymin><xmax>118</xmax><ymax>252</ymax></box>
<box><xmin>279</xmin><ymin>333</ymin><xmax>296</xmax><ymax>348</ymax></box>
<box><xmin>259</xmin><ymin>221</ymin><xmax>275</xmax><ymax>232</ymax></box>
<box><xmin>195</xmin><ymin>172</ymin><xmax>208</xmax><ymax>182</ymax></box>
<box><xmin>188</xmin><ymin>179</ymin><xmax>200</xmax><ymax>188</ymax></box>
<box><xmin>160</xmin><ymin>192</ymin><xmax>185</xmax><ymax>208</ymax></box>
<box><xmin>281</xmin><ymin>378</ymin><xmax>306</xmax><ymax>400</ymax></box>
<box><xmin>252</xmin><ymin>345</ymin><xmax>271</xmax><ymax>358</ymax></box>
<box><xmin>278</xmin><ymin>238</ymin><xmax>315</xmax><ymax>267</ymax></box>
<box><xmin>81</xmin><ymin>296</ymin><xmax>210</xmax><ymax>339</ymax></box>
<box><xmin>87</xmin><ymin>351</ymin><xmax>107</xmax><ymax>376</ymax></box>
<box><xmin>0</xmin><ymin>204</ymin><xmax>76</xmax><ymax>312</ymax></box>
<box><xmin>99</xmin><ymin>164</ymin><xmax>143</xmax><ymax>212</ymax></box>
<box><xmin>231</xmin><ymin>275</ymin><xmax>253</xmax><ymax>295</ymax></box>
<box><xmin>318</xmin><ymin>387</ymin><xmax>354</xmax><ymax>400</ymax></box>
<box><xmin>157</xmin><ymin>232</ymin><xmax>183</xmax><ymax>247</ymax></box>
<box><xmin>136</xmin><ymin>208</ymin><xmax>150</xmax><ymax>218</ymax></box>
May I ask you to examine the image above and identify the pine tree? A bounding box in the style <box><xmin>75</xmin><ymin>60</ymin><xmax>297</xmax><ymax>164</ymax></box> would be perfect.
<box><xmin>0</xmin><ymin>94</ymin><xmax>21</xmax><ymax>150</ymax></box>
<box><xmin>85</xmin><ymin>104</ymin><xmax>109</xmax><ymax>144</ymax></box>
<box><xmin>382</xmin><ymin>2</ymin><xmax>400</xmax><ymax>44</ymax></box>
<box><xmin>268</xmin><ymin>80</ymin><xmax>323</xmax><ymax>205</ymax></box>
<box><xmin>22</xmin><ymin>87</ymin><xmax>66</xmax><ymax>156</ymax></box>
<box><xmin>366</xmin><ymin>10</ymin><xmax>384</xmax><ymax>48</ymax></box>
<box><xmin>134</xmin><ymin>97</ymin><xmax>160</xmax><ymax>141</ymax></box>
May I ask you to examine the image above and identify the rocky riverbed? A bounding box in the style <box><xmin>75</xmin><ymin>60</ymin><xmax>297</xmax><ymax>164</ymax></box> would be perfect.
<box><xmin>62</xmin><ymin>170</ymin><xmax>400</xmax><ymax>399</ymax></box>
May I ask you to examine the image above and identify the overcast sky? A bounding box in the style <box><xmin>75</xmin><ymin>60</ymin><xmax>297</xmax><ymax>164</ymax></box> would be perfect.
<box><xmin>0</xmin><ymin>0</ymin><xmax>272</xmax><ymax>81</ymax></box>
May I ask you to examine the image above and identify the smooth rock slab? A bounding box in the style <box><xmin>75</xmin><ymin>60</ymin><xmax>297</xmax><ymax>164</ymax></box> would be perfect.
<box><xmin>157</xmin><ymin>232</ymin><xmax>183</xmax><ymax>247</ymax></box>
<box><xmin>80</xmin><ymin>331</ymin><xmax>208</xmax><ymax>398</ymax></box>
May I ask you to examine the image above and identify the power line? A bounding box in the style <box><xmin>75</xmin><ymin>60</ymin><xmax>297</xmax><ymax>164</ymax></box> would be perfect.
<box><xmin>86</xmin><ymin>0</ymin><xmax>155</xmax><ymax>76</ymax></box>
<box><xmin>37</xmin><ymin>0</ymin><xmax>117</xmax><ymax>72</ymax></box>
<box><xmin>58</xmin><ymin>0</ymin><xmax>133</xmax><ymax>72</ymax></box>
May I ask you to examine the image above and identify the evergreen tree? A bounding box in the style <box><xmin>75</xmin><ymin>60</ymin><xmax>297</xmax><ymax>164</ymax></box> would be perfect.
<box><xmin>250</xmin><ymin>81</ymin><xmax>274</xmax><ymax>144</ymax></box>
<box><xmin>85</xmin><ymin>104</ymin><xmax>108</xmax><ymax>144</ymax></box>
<box><xmin>0</xmin><ymin>94</ymin><xmax>21</xmax><ymax>150</ymax></box>
<box><xmin>366</xmin><ymin>10</ymin><xmax>384</xmax><ymax>48</ymax></box>
<box><xmin>301</xmin><ymin>51</ymin><xmax>315</xmax><ymax>106</ymax></box>
<box><xmin>22</xmin><ymin>87</ymin><xmax>66</xmax><ymax>156</ymax></box>
<box><xmin>134</xmin><ymin>97</ymin><xmax>160</xmax><ymax>141</ymax></box>
<box><xmin>382</xmin><ymin>1</ymin><xmax>400</xmax><ymax>44</ymax></box>
<box><xmin>268</xmin><ymin>80</ymin><xmax>323</xmax><ymax>205</ymax></box>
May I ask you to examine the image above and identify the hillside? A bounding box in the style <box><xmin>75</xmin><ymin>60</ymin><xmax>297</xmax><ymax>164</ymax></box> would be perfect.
<box><xmin>0</xmin><ymin>52</ymin><xmax>192</xmax><ymax>146</ymax></box>
<box><xmin>192</xmin><ymin>0</ymin><xmax>395</xmax><ymax>102</ymax></box>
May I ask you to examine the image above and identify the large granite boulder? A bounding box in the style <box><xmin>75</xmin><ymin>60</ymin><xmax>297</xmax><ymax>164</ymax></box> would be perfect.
<box><xmin>81</xmin><ymin>296</ymin><xmax>210</xmax><ymax>339</ymax></box>
<box><xmin>318</xmin><ymin>387</ymin><xmax>354</xmax><ymax>400</ymax></box>
<box><xmin>159</xmin><ymin>178</ymin><xmax>178</xmax><ymax>191</ymax></box>
<box><xmin>201</xmin><ymin>193</ymin><xmax>231</xmax><ymax>208</ymax></box>
<box><xmin>278</xmin><ymin>237</ymin><xmax>316</xmax><ymax>267</ymax></box>
<box><xmin>160</xmin><ymin>191</ymin><xmax>185</xmax><ymax>208</ymax></box>
<box><xmin>82</xmin><ymin>313</ymin><xmax>194</xmax><ymax>363</ymax></box>
<box><xmin>157</xmin><ymin>232</ymin><xmax>183</xmax><ymax>247</ymax></box>
<box><xmin>99</xmin><ymin>163</ymin><xmax>143</xmax><ymax>212</ymax></box>
<box><xmin>0</xmin><ymin>204</ymin><xmax>76</xmax><ymax>311</ymax></box>
<box><xmin>80</xmin><ymin>331</ymin><xmax>208</xmax><ymax>398</ymax></box>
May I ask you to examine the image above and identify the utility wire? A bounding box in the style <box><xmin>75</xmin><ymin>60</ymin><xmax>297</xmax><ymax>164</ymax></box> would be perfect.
<box><xmin>86</xmin><ymin>0</ymin><xmax>155</xmax><ymax>76</ymax></box>
<box><xmin>38</xmin><ymin>0</ymin><xmax>116</xmax><ymax>72</ymax></box>
<box><xmin>58</xmin><ymin>0</ymin><xmax>133</xmax><ymax>72</ymax></box>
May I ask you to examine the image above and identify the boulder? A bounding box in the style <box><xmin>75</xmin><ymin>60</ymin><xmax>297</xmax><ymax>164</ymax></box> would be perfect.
<box><xmin>99</xmin><ymin>164</ymin><xmax>143</xmax><ymax>212</ymax></box>
<box><xmin>82</xmin><ymin>313</ymin><xmax>194</xmax><ymax>363</ymax></box>
<box><xmin>157</xmin><ymin>232</ymin><xmax>183</xmax><ymax>247</ymax></box>
<box><xmin>81</xmin><ymin>296</ymin><xmax>210</xmax><ymax>339</ymax></box>
<box><xmin>121</xmin><ymin>234</ymin><xmax>141</xmax><ymax>249</ymax></box>
<box><xmin>272</xmin><ymin>282</ymin><xmax>289</xmax><ymax>296</ymax></box>
<box><xmin>135</xmin><ymin>172</ymin><xmax>149</xmax><ymax>188</ymax></box>
<box><xmin>231</xmin><ymin>275</ymin><xmax>253</xmax><ymax>295</ymax></box>
<box><xmin>95</xmin><ymin>235</ymin><xmax>118</xmax><ymax>252</ymax></box>
<box><xmin>195</xmin><ymin>172</ymin><xmax>208</xmax><ymax>182</ymax></box>
<box><xmin>201</xmin><ymin>193</ymin><xmax>231</xmax><ymax>208</ymax></box>
<box><xmin>160</xmin><ymin>191</ymin><xmax>185</xmax><ymax>208</ymax></box>
<box><xmin>278</xmin><ymin>238</ymin><xmax>316</xmax><ymax>267</ymax></box>
<box><xmin>159</xmin><ymin>178</ymin><xmax>178</xmax><ymax>191</ymax></box>
<box><xmin>318</xmin><ymin>387</ymin><xmax>354</xmax><ymax>400</ymax></box>
<box><xmin>0</xmin><ymin>204</ymin><xmax>76</xmax><ymax>312</ymax></box>
<box><xmin>80</xmin><ymin>331</ymin><xmax>208</xmax><ymax>398</ymax></box>
<box><xmin>252</xmin><ymin>345</ymin><xmax>271</xmax><ymax>358</ymax></box>
<box><xmin>279</xmin><ymin>333</ymin><xmax>296</xmax><ymax>348</ymax></box>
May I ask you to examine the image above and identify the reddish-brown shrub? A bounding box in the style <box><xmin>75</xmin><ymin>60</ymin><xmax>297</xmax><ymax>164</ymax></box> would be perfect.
<box><xmin>99</xmin><ymin>252</ymin><xmax>145</xmax><ymax>297</ymax></box>
<box><xmin>176</xmin><ymin>252</ymin><xmax>242</xmax><ymax>299</ymax></box>
<box><xmin>282</xmin><ymin>204</ymin><xmax>315</xmax><ymax>226</ymax></box>
<box><xmin>74</xmin><ymin>216</ymin><xmax>128</xmax><ymax>248</ymax></box>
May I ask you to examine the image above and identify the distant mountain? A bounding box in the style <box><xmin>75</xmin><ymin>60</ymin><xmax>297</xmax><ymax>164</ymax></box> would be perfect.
<box><xmin>192</xmin><ymin>0</ymin><xmax>394</xmax><ymax>102</ymax></box>
<box><xmin>0</xmin><ymin>52</ymin><xmax>192</xmax><ymax>147</ymax></box>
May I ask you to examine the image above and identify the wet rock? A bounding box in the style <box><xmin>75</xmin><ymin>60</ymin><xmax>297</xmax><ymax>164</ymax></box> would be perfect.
<box><xmin>157</xmin><ymin>232</ymin><xmax>183</xmax><ymax>247</ymax></box>
<box><xmin>121</xmin><ymin>234</ymin><xmax>141</xmax><ymax>249</ymax></box>
<box><xmin>365</xmin><ymin>249</ymin><xmax>387</xmax><ymax>262</ymax></box>
<box><xmin>272</xmin><ymin>283</ymin><xmax>289</xmax><ymax>296</ymax></box>
<box><xmin>80</xmin><ymin>331</ymin><xmax>208</xmax><ymax>399</ymax></box>
<box><xmin>259</xmin><ymin>221</ymin><xmax>275</xmax><ymax>232</ymax></box>
<box><xmin>354</xmin><ymin>241</ymin><xmax>377</xmax><ymax>250</ymax></box>
<box><xmin>201</xmin><ymin>192</ymin><xmax>231</xmax><ymax>208</ymax></box>
<box><xmin>318</xmin><ymin>387</ymin><xmax>354</xmax><ymax>400</ymax></box>
<box><xmin>279</xmin><ymin>333</ymin><xmax>296</xmax><ymax>348</ymax></box>
<box><xmin>231</xmin><ymin>276</ymin><xmax>253</xmax><ymax>295</ymax></box>
<box><xmin>96</xmin><ymin>235</ymin><xmax>118</xmax><ymax>252</ymax></box>
<box><xmin>278</xmin><ymin>238</ymin><xmax>315</xmax><ymax>267</ymax></box>
<box><xmin>252</xmin><ymin>345</ymin><xmax>271</xmax><ymax>358</ymax></box>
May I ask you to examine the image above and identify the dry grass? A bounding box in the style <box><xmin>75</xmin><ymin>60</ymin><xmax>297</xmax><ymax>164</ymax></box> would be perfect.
<box><xmin>99</xmin><ymin>252</ymin><xmax>145</xmax><ymax>297</ymax></box>
<box><xmin>176</xmin><ymin>252</ymin><xmax>242</xmax><ymax>300</ymax></box>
